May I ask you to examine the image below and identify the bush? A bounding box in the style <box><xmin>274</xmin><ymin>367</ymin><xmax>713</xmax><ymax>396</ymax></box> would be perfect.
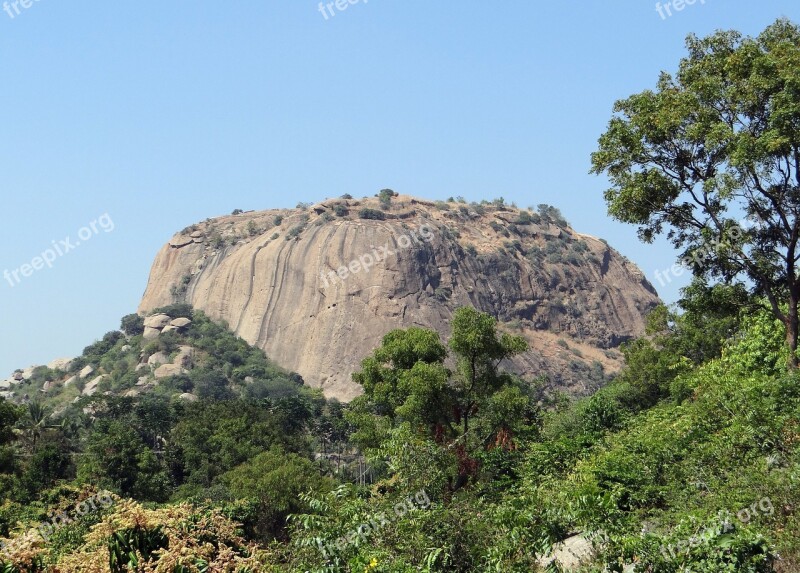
<box><xmin>434</xmin><ymin>287</ymin><xmax>452</xmax><ymax>301</ymax></box>
<box><xmin>333</xmin><ymin>203</ymin><xmax>349</xmax><ymax>217</ymax></box>
<box><xmin>515</xmin><ymin>211</ymin><xmax>533</xmax><ymax>224</ymax></box>
<box><xmin>358</xmin><ymin>208</ymin><xmax>386</xmax><ymax>220</ymax></box>
<box><xmin>120</xmin><ymin>314</ymin><xmax>144</xmax><ymax>336</ymax></box>
<box><xmin>152</xmin><ymin>303</ymin><xmax>193</xmax><ymax>320</ymax></box>
<box><xmin>273</xmin><ymin>215</ymin><xmax>283</xmax><ymax>226</ymax></box>
<box><xmin>340</xmin><ymin>193</ymin><xmax>353</xmax><ymax>200</ymax></box>
<box><xmin>377</xmin><ymin>189</ymin><xmax>396</xmax><ymax>208</ymax></box>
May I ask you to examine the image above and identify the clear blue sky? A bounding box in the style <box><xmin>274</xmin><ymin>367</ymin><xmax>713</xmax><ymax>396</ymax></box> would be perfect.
<box><xmin>1</xmin><ymin>1</ymin><xmax>798</xmax><ymax>375</ymax></box>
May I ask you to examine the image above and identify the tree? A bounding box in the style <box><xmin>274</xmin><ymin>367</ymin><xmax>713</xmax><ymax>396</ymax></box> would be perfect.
<box><xmin>0</xmin><ymin>399</ymin><xmax>21</xmax><ymax>494</ymax></box>
<box><xmin>591</xmin><ymin>19</ymin><xmax>800</xmax><ymax>367</ymax></box>
<box><xmin>217</xmin><ymin>447</ymin><xmax>331</xmax><ymax>541</ymax></box>
<box><xmin>347</xmin><ymin>307</ymin><xmax>529</xmax><ymax>489</ymax></box>
<box><xmin>448</xmin><ymin>307</ymin><xmax>527</xmax><ymax>438</ymax></box>
<box><xmin>120</xmin><ymin>314</ymin><xmax>144</xmax><ymax>336</ymax></box>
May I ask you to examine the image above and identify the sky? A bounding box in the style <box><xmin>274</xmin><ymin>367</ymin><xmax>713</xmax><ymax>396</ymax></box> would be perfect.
<box><xmin>1</xmin><ymin>0</ymin><xmax>799</xmax><ymax>376</ymax></box>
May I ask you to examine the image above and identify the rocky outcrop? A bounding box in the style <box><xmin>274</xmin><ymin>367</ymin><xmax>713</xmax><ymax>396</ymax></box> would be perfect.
<box><xmin>139</xmin><ymin>195</ymin><xmax>660</xmax><ymax>401</ymax></box>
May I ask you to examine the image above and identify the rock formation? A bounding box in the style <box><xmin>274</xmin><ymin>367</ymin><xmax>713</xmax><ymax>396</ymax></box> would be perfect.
<box><xmin>138</xmin><ymin>195</ymin><xmax>660</xmax><ymax>401</ymax></box>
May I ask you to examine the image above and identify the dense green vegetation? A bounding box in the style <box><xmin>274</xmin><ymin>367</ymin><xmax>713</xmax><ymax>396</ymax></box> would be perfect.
<box><xmin>1</xmin><ymin>291</ymin><xmax>798</xmax><ymax>571</ymax></box>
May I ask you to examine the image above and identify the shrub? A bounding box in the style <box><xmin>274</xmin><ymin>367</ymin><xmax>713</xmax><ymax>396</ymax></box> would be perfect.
<box><xmin>377</xmin><ymin>189</ymin><xmax>396</xmax><ymax>208</ymax></box>
<box><xmin>231</xmin><ymin>209</ymin><xmax>243</xmax><ymax>215</ymax></box>
<box><xmin>152</xmin><ymin>303</ymin><xmax>193</xmax><ymax>319</ymax></box>
<box><xmin>527</xmin><ymin>246</ymin><xmax>545</xmax><ymax>263</ymax></box>
<box><xmin>340</xmin><ymin>193</ymin><xmax>353</xmax><ymax>200</ymax></box>
<box><xmin>358</xmin><ymin>208</ymin><xmax>386</xmax><ymax>220</ymax></box>
<box><xmin>515</xmin><ymin>211</ymin><xmax>532</xmax><ymax>224</ymax></box>
<box><xmin>434</xmin><ymin>287</ymin><xmax>452</xmax><ymax>301</ymax></box>
<box><xmin>210</xmin><ymin>233</ymin><xmax>225</xmax><ymax>249</ymax></box>
<box><xmin>120</xmin><ymin>314</ymin><xmax>144</xmax><ymax>336</ymax></box>
<box><xmin>333</xmin><ymin>203</ymin><xmax>349</xmax><ymax>217</ymax></box>
<box><xmin>273</xmin><ymin>215</ymin><xmax>283</xmax><ymax>226</ymax></box>
<box><xmin>270</xmin><ymin>232</ymin><xmax>279</xmax><ymax>240</ymax></box>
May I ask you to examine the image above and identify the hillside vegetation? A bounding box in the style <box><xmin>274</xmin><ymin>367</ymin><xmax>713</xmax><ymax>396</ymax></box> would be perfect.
<box><xmin>0</xmin><ymin>285</ymin><xmax>798</xmax><ymax>571</ymax></box>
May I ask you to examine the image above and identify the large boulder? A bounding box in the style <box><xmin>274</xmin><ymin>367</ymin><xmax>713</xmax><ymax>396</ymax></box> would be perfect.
<box><xmin>79</xmin><ymin>365</ymin><xmax>95</xmax><ymax>379</ymax></box>
<box><xmin>147</xmin><ymin>352</ymin><xmax>171</xmax><ymax>367</ymax></box>
<box><xmin>47</xmin><ymin>358</ymin><xmax>73</xmax><ymax>371</ymax></box>
<box><xmin>143</xmin><ymin>314</ymin><xmax>172</xmax><ymax>329</ymax></box>
<box><xmin>82</xmin><ymin>375</ymin><xmax>107</xmax><ymax>396</ymax></box>
<box><xmin>537</xmin><ymin>534</ymin><xmax>595</xmax><ymax>570</ymax></box>
<box><xmin>154</xmin><ymin>364</ymin><xmax>188</xmax><ymax>379</ymax></box>
<box><xmin>170</xmin><ymin>317</ymin><xmax>192</xmax><ymax>329</ymax></box>
<box><xmin>173</xmin><ymin>346</ymin><xmax>194</xmax><ymax>368</ymax></box>
<box><xmin>143</xmin><ymin>326</ymin><xmax>161</xmax><ymax>340</ymax></box>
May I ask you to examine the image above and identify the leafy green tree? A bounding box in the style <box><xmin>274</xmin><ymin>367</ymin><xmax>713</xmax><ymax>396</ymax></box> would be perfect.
<box><xmin>218</xmin><ymin>447</ymin><xmax>332</xmax><ymax>541</ymax></box>
<box><xmin>619</xmin><ymin>279</ymin><xmax>752</xmax><ymax>404</ymax></box>
<box><xmin>0</xmin><ymin>399</ymin><xmax>22</xmax><ymax>496</ymax></box>
<box><xmin>120</xmin><ymin>313</ymin><xmax>144</xmax><ymax>336</ymax></box>
<box><xmin>167</xmin><ymin>401</ymin><xmax>306</xmax><ymax>491</ymax></box>
<box><xmin>591</xmin><ymin>19</ymin><xmax>800</xmax><ymax>367</ymax></box>
<box><xmin>347</xmin><ymin>327</ymin><xmax>450</xmax><ymax>450</ymax></box>
<box><xmin>348</xmin><ymin>308</ymin><xmax>529</xmax><ymax>490</ymax></box>
<box><xmin>448</xmin><ymin>307</ymin><xmax>527</xmax><ymax>439</ymax></box>
<box><xmin>79</xmin><ymin>420</ymin><xmax>169</xmax><ymax>500</ymax></box>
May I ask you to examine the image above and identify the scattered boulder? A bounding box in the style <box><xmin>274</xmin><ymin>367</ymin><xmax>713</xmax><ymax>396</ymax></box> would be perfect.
<box><xmin>147</xmin><ymin>352</ymin><xmax>171</xmax><ymax>367</ymax></box>
<box><xmin>47</xmin><ymin>358</ymin><xmax>73</xmax><ymax>371</ymax></box>
<box><xmin>0</xmin><ymin>380</ymin><xmax>10</xmax><ymax>390</ymax></box>
<box><xmin>170</xmin><ymin>317</ymin><xmax>192</xmax><ymax>329</ymax></box>
<box><xmin>173</xmin><ymin>346</ymin><xmax>194</xmax><ymax>368</ymax></box>
<box><xmin>143</xmin><ymin>326</ymin><xmax>161</xmax><ymax>340</ymax></box>
<box><xmin>144</xmin><ymin>314</ymin><xmax>172</xmax><ymax>329</ymax></box>
<box><xmin>136</xmin><ymin>376</ymin><xmax>151</xmax><ymax>386</ymax></box>
<box><xmin>161</xmin><ymin>325</ymin><xmax>178</xmax><ymax>334</ymax></box>
<box><xmin>177</xmin><ymin>393</ymin><xmax>198</xmax><ymax>402</ymax></box>
<box><xmin>154</xmin><ymin>364</ymin><xmax>188</xmax><ymax>379</ymax></box>
<box><xmin>537</xmin><ymin>534</ymin><xmax>595</xmax><ymax>570</ymax></box>
<box><xmin>63</xmin><ymin>375</ymin><xmax>77</xmax><ymax>387</ymax></box>
<box><xmin>83</xmin><ymin>375</ymin><xmax>107</xmax><ymax>396</ymax></box>
<box><xmin>79</xmin><ymin>365</ymin><xmax>95</xmax><ymax>379</ymax></box>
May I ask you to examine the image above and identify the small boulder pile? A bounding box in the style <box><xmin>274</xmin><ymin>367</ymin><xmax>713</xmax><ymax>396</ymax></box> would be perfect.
<box><xmin>143</xmin><ymin>314</ymin><xmax>193</xmax><ymax>340</ymax></box>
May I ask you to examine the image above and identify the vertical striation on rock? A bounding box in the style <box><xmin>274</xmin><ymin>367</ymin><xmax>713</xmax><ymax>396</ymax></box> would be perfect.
<box><xmin>139</xmin><ymin>196</ymin><xmax>660</xmax><ymax>401</ymax></box>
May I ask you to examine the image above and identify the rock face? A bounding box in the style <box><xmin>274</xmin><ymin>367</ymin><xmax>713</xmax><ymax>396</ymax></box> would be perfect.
<box><xmin>138</xmin><ymin>195</ymin><xmax>660</xmax><ymax>401</ymax></box>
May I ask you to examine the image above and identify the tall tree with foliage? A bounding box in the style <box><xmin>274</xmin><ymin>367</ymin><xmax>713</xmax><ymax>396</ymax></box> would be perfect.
<box><xmin>348</xmin><ymin>307</ymin><xmax>529</xmax><ymax>490</ymax></box>
<box><xmin>591</xmin><ymin>19</ymin><xmax>800</xmax><ymax>366</ymax></box>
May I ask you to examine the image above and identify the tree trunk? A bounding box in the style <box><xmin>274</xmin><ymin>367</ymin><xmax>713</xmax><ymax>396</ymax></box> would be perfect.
<box><xmin>787</xmin><ymin>292</ymin><xmax>799</xmax><ymax>369</ymax></box>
